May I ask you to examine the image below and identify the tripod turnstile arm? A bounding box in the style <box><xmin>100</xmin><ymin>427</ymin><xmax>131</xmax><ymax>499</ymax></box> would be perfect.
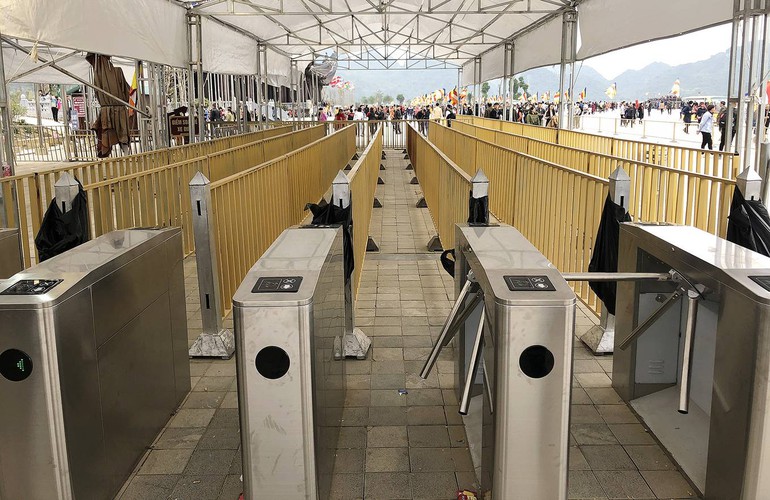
<box><xmin>679</xmin><ymin>291</ymin><xmax>700</xmax><ymax>414</ymax></box>
<box><xmin>562</xmin><ymin>272</ymin><xmax>672</xmax><ymax>282</ymax></box>
<box><xmin>459</xmin><ymin>306</ymin><xmax>485</xmax><ymax>416</ymax></box>
<box><xmin>419</xmin><ymin>279</ymin><xmax>482</xmax><ymax>379</ymax></box>
<box><xmin>618</xmin><ymin>288</ymin><xmax>684</xmax><ymax>350</ymax></box>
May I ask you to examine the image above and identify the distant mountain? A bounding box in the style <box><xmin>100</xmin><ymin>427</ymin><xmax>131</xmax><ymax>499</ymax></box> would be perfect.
<box><xmin>337</xmin><ymin>50</ymin><xmax>730</xmax><ymax>103</ymax></box>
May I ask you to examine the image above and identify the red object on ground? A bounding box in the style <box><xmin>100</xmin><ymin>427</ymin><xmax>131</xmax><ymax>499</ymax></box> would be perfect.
<box><xmin>238</xmin><ymin>494</ymin><xmax>244</xmax><ymax>500</ymax></box>
<box><xmin>457</xmin><ymin>490</ymin><xmax>478</xmax><ymax>500</ymax></box>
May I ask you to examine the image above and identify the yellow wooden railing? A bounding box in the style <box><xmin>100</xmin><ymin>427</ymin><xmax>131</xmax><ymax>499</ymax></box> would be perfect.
<box><xmin>406</xmin><ymin>125</ymin><xmax>473</xmax><ymax>253</ymax></box>
<box><xmin>420</xmin><ymin>122</ymin><xmax>736</xmax><ymax>314</ymax></box>
<box><xmin>455</xmin><ymin>116</ymin><xmax>740</xmax><ymax>180</ymax></box>
<box><xmin>431</xmin><ymin>123</ymin><xmax>735</xmax><ymax>238</ymax></box>
<box><xmin>1</xmin><ymin>125</ymin><xmax>322</xmax><ymax>267</ymax></box>
<box><xmin>348</xmin><ymin>126</ymin><xmax>383</xmax><ymax>297</ymax></box>
<box><xmin>208</xmin><ymin>125</ymin><xmax>357</xmax><ymax>316</ymax></box>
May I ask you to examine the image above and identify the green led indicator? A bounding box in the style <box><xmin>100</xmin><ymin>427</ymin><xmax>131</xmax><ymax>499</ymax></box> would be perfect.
<box><xmin>16</xmin><ymin>359</ymin><xmax>25</xmax><ymax>372</ymax></box>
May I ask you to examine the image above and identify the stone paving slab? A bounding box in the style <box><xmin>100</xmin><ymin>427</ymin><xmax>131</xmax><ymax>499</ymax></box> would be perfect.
<box><xmin>116</xmin><ymin>146</ymin><xmax>701</xmax><ymax>499</ymax></box>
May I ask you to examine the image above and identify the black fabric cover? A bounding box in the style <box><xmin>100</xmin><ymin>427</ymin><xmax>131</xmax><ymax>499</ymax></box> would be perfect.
<box><xmin>305</xmin><ymin>198</ymin><xmax>355</xmax><ymax>283</ymax></box>
<box><xmin>468</xmin><ymin>193</ymin><xmax>489</xmax><ymax>225</ymax></box>
<box><xmin>439</xmin><ymin>193</ymin><xmax>490</xmax><ymax>278</ymax></box>
<box><xmin>588</xmin><ymin>195</ymin><xmax>631</xmax><ymax>315</ymax></box>
<box><xmin>35</xmin><ymin>181</ymin><xmax>90</xmax><ymax>262</ymax></box>
<box><xmin>726</xmin><ymin>188</ymin><xmax>770</xmax><ymax>258</ymax></box>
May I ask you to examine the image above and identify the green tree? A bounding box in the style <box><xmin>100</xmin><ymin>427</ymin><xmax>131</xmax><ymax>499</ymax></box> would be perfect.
<box><xmin>383</xmin><ymin>95</ymin><xmax>393</xmax><ymax>104</ymax></box>
<box><xmin>481</xmin><ymin>82</ymin><xmax>490</xmax><ymax>99</ymax></box>
<box><xmin>9</xmin><ymin>91</ymin><xmax>26</xmax><ymax>123</ymax></box>
<box><xmin>373</xmin><ymin>90</ymin><xmax>384</xmax><ymax>104</ymax></box>
<box><xmin>509</xmin><ymin>77</ymin><xmax>529</xmax><ymax>100</ymax></box>
<box><xmin>396</xmin><ymin>94</ymin><xmax>405</xmax><ymax>104</ymax></box>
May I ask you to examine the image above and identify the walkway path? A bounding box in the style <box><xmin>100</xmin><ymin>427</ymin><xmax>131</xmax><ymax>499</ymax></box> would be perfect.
<box><xmin>116</xmin><ymin>144</ymin><xmax>701</xmax><ymax>499</ymax></box>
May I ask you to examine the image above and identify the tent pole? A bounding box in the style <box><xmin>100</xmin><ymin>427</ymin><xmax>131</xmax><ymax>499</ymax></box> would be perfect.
<box><xmin>0</xmin><ymin>38</ymin><xmax>21</xmax><ymax>232</ymax></box>
<box><xmin>502</xmin><ymin>43</ymin><xmax>510</xmax><ymax>121</ymax></box>
<box><xmin>510</xmin><ymin>42</ymin><xmax>516</xmax><ymax>122</ymax></box>
<box><xmin>34</xmin><ymin>83</ymin><xmax>44</xmax><ymax>151</ymax></box>
<box><xmin>558</xmin><ymin>8</ymin><xmax>577</xmax><ymax>130</ymax></box>
<box><xmin>726</xmin><ymin>0</ymin><xmax>741</xmax><ymax>158</ymax></box>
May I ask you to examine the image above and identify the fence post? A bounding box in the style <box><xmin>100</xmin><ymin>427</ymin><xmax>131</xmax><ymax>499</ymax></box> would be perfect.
<box><xmin>580</xmin><ymin>166</ymin><xmax>630</xmax><ymax>354</ymax></box>
<box><xmin>331</xmin><ymin>170</ymin><xmax>372</xmax><ymax>360</ymax></box>
<box><xmin>188</xmin><ymin>171</ymin><xmax>235</xmax><ymax>359</ymax></box>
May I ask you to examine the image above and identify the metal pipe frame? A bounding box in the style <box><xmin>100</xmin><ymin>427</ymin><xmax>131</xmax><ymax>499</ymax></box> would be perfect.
<box><xmin>1</xmin><ymin>37</ymin><xmax>151</xmax><ymax>118</ymax></box>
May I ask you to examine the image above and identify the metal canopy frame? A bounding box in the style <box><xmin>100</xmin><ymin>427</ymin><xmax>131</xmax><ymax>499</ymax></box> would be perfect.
<box><xmin>178</xmin><ymin>0</ymin><xmax>573</xmax><ymax>67</ymax></box>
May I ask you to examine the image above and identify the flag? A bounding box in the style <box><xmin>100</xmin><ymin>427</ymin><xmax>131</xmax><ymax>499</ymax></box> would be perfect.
<box><xmin>578</xmin><ymin>87</ymin><xmax>586</xmax><ymax>101</ymax></box>
<box><xmin>671</xmin><ymin>79</ymin><xmax>681</xmax><ymax>97</ymax></box>
<box><xmin>564</xmin><ymin>90</ymin><xmax>570</xmax><ymax>102</ymax></box>
<box><xmin>329</xmin><ymin>75</ymin><xmax>343</xmax><ymax>87</ymax></box>
<box><xmin>766</xmin><ymin>80</ymin><xmax>770</xmax><ymax>103</ymax></box>
<box><xmin>128</xmin><ymin>71</ymin><xmax>138</xmax><ymax>117</ymax></box>
<box><xmin>449</xmin><ymin>87</ymin><xmax>459</xmax><ymax>106</ymax></box>
<box><xmin>542</xmin><ymin>91</ymin><xmax>550</xmax><ymax>102</ymax></box>
<box><xmin>605</xmin><ymin>82</ymin><xmax>617</xmax><ymax>99</ymax></box>
<box><xmin>553</xmin><ymin>91</ymin><xmax>560</xmax><ymax>103</ymax></box>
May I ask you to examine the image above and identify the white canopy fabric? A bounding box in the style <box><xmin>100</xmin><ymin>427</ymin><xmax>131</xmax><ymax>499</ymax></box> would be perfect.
<box><xmin>0</xmin><ymin>0</ymin><xmax>737</xmax><ymax>86</ymax></box>
<box><xmin>576</xmin><ymin>0</ymin><xmax>733</xmax><ymax>61</ymax></box>
<box><xmin>0</xmin><ymin>0</ymin><xmax>188</xmax><ymax>68</ymax></box>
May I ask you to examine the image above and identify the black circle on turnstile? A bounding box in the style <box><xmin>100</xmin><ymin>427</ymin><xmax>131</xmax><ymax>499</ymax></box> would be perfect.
<box><xmin>519</xmin><ymin>345</ymin><xmax>554</xmax><ymax>379</ymax></box>
<box><xmin>255</xmin><ymin>346</ymin><xmax>290</xmax><ymax>379</ymax></box>
<box><xmin>0</xmin><ymin>349</ymin><xmax>33</xmax><ymax>382</ymax></box>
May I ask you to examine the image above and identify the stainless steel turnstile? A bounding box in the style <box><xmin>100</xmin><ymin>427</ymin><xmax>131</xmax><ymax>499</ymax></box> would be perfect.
<box><xmin>0</xmin><ymin>228</ymin><xmax>190</xmax><ymax>500</ymax></box>
<box><xmin>0</xmin><ymin>227</ymin><xmax>23</xmax><ymax>278</ymax></box>
<box><xmin>614</xmin><ymin>223</ymin><xmax>770</xmax><ymax>499</ymax></box>
<box><xmin>233</xmin><ymin>226</ymin><xmax>345</xmax><ymax>499</ymax></box>
<box><xmin>422</xmin><ymin>224</ymin><xmax>576</xmax><ymax>499</ymax></box>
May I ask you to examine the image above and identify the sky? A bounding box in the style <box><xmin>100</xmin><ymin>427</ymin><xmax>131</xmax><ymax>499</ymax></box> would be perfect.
<box><xmin>583</xmin><ymin>23</ymin><xmax>733</xmax><ymax>79</ymax></box>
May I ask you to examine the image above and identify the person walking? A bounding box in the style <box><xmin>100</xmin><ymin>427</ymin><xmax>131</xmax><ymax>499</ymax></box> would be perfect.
<box><xmin>718</xmin><ymin>107</ymin><xmax>736</xmax><ymax>152</ymax></box>
<box><xmin>50</xmin><ymin>95</ymin><xmax>59</xmax><ymax>122</ymax></box>
<box><xmin>681</xmin><ymin>101</ymin><xmax>692</xmax><ymax>133</ymax></box>
<box><xmin>698</xmin><ymin>104</ymin><xmax>715</xmax><ymax>150</ymax></box>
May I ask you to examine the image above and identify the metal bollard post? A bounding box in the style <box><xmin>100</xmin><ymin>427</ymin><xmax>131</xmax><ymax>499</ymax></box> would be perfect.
<box><xmin>54</xmin><ymin>172</ymin><xmax>80</xmax><ymax>213</ymax></box>
<box><xmin>580</xmin><ymin>166</ymin><xmax>630</xmax><ymax>354</ymax></box>
<box><xmin>331</xmin><ymin>170</ymin><xmax>372</xmax><ymax>360</ymax></box>
<box><xmin>737</xmin><ymin>166</ymin><xmax>763</xmax><ymax>201</ymax></box>
<box><xmin>188</xmin><ymin>171</ymin><xmax>235</xmax><ymax>358</ymax></box>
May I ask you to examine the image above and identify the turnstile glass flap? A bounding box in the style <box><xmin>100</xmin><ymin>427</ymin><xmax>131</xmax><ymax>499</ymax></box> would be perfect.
<box><xmin>0</xmin><ymin>228</ymin><xmax>176</xmax><ymax>309</ymax></box>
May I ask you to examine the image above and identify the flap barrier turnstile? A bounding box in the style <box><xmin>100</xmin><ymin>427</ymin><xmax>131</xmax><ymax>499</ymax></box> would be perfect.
<box><xmin>0</xmin><ymin>228</ymin><xmax>190</xmax><ymax>500</ymax></box>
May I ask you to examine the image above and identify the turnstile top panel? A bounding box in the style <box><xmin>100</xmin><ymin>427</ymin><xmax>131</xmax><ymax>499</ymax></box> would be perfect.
<box><xmin>233</xmin><ymin>226</ymin><xmax>341</xmax><ymax>308</ymax></box>
<box><xmin>0</xmin><ymin>228</ymin><xmax>20</xmax><ymax>241</ymax></box>
<box><xmin>0</xmin><ymin>228</ymin><xmax>179</xmax><ymax>309</ymax></box>
<box><xmin>622</xmin><ymin>223</ymin><xmax>770</xmax><ymax>303</ymax></box>
<box><xmin>457</xmin><ymin>224</ymin><xmax>576</xmax><ymax>306</ymax></box>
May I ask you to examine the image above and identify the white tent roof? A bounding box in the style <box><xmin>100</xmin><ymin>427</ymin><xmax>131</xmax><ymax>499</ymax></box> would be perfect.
<box><xmin>0</xmin><ymin>0</ymin><xmax>734</xmax><ymax>85</ymax></box>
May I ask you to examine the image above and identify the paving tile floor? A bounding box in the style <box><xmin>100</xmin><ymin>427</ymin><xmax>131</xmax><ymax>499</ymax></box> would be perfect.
<box><xmin>116</xmin><ymin>147</ymin><xmax>702</xmax><ymax>499</ymax></box>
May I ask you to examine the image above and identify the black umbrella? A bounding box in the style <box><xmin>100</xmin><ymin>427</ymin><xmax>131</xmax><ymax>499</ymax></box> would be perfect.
<box><xmin>588</xmin><ymin>195</ymin><xmax>632</xmax><ymax>315</ymax></box>
<box><xmin>35</xmin><ymin>179</ymin><xmax>90</xmax><ymax>262</ymax></box>
<box><xmin>726</xmin><ymin>188</ymin><xmax>770</xmax><ymax>257</ymax></box>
